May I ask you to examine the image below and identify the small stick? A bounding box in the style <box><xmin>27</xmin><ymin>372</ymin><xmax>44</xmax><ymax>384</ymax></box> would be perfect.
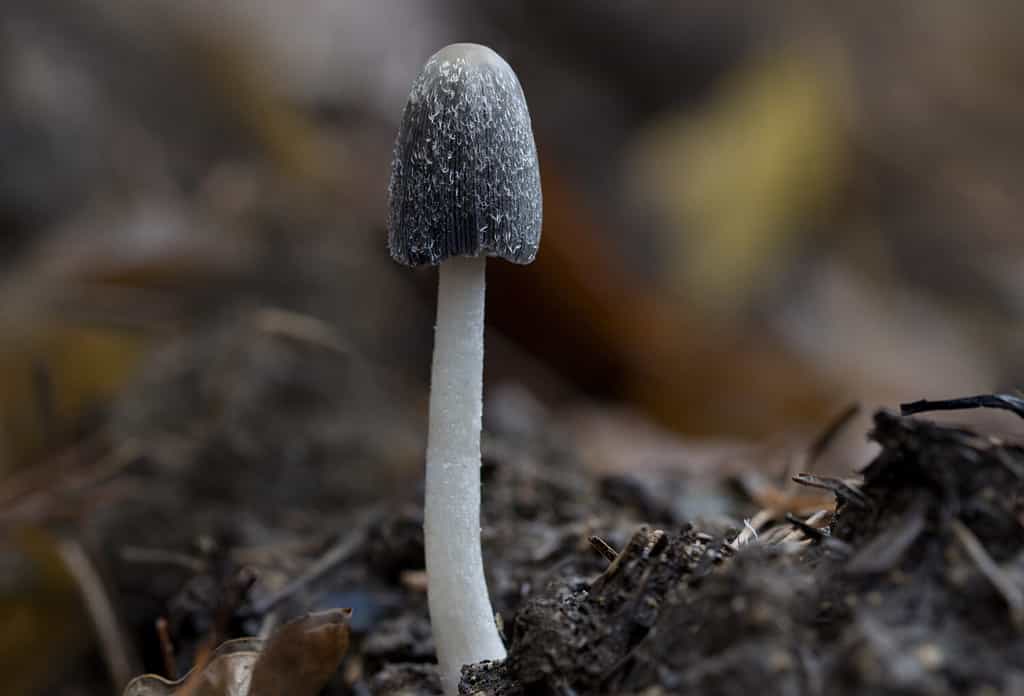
<box><xmin>156</xmin><ymin>617</ymin><xmax>178</xmax><ymax>680</ymax></box>
<box><xmin>249</xmin><ymin>518</ymin><xmax>370</xmax><ymax>614</ymax></box>
<box><xmin>792</xmin><ymin>473</ymin><xmax>870</xmax><ymax>509</ymax></box>
<box><xmin>784</xmin><ymin>511</ymin><xmax>829</xmax><ymax>542</ymax></box>
<box><xmin>254</xmin><ymin>307</ymin><xmax>348</xmax><ymax>353</ymax></box>
<box><xmin>121</xmin><ymin>546</ymin><xmax>208</xmax><ymax>574</ymax></box>
<box><xmin>728</xmin><ymin>509</ymin><xmax>774</xmax><ymax>551</ymax></box>
<box><xmin>951</xmin><ymin>519</ymin><xmax>1024</xmax><ymax>628</ymax></box>
<box><xmin>588</xmin><ymin>536</ymin><xmax>619</xmax><ymax>563</ymax></box>
<box><xmin>806</xmin><ymin>403</ymin><xmax>860</xmax><ymax>469</ymax></box>
<box><xmin>901</xmin><ymin>394</ymin><xmax>1024</xmax><ymax>420</ymax></box>
<box><xmin>846</xmin><ymin>499</ymin><xmax>927</xmax><ymax>574</ymax></box>
<box><xmin>57</xmin><ymin>539</ymin><xmax>137</xmax><ymax>688</ymax></box>
<box><xmin>174</xmin><ymin>642</ymin><xmax>213</xmax><ymax>696</ymax></box>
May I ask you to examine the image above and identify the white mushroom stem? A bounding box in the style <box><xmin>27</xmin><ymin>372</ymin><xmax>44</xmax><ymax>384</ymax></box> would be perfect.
<box><xmin>424</xmin><ymin>255</ymin><xmax>506</xmax><ymax>695</ymax></box>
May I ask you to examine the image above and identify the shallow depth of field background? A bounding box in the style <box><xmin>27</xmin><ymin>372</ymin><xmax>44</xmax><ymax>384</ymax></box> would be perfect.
<box><xmin>3</xmin><ymin>1</ymin><xmax>1024</xmax><ymax>693</ymax></box>
<box><xmin>3</xmin><ymin>1</ymin><xmax>1023</xmax><ymax>462</ymax></box>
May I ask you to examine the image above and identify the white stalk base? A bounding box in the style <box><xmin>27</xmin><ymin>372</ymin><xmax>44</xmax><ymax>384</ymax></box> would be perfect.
<box><xmin>425</xmin><ymin>256</ymin><xmax>506</xmax><ymax>695</ymax></box>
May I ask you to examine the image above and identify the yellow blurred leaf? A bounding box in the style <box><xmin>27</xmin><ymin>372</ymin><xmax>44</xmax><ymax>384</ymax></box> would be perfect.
<box><xmin>0</xmin><ymin>325</ymin><xmax>151</xmax><ymax>471</ymax></box>
<box><xmin>631</xmin><ymin>51</ymin><xmax>849</xmax><ymax>311</ymax></box>
<box><xmin>0</xmin><ymin>528</ymin><xmax>94</xmax><ymax>696</ymax></box>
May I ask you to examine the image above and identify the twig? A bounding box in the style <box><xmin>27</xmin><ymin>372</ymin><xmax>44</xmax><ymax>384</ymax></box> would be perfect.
<box><xmin>120</xmin><ymin>546</ymin><xmax>208</xmax><ymax>574</ymax></box>
<box><xmin>806</xmin><ymin>403</ymin><xmax>860</xmax><ymax>469</ymax></box>
<box><xmin>792</xmin><ymin>473</ymin><xmax>870</xmax><ymax>509</ymax></box>
<box><xmin>258</xmin><ymin>611</ymin><xmax>280</xmax><ymax>640</ymax></box>
<box><xmin>773</xmin><ymin>402</ymin><xmax>860</xmax><ymax>501</ymax></box>
<box><xmin>783</xmin><ymin>511</ymin><xmax>829</xmax><ymax>543</ymax></box>
<box><xmin>0</xmin><ymin>435</ymin><xmax>108</xmax><ymax>507</ymax></box>
<box><xmin>230</xmin><ymin>538</ymin><xmax>326</xmax><ymax>566</ymax></box>
<box><xmin>901</xmin><ymin>394</ymin><xmax>1024</xmax><ymax>420</ymax></box>
<box><xmin>174</xmin><ymin>641</ymin><xmax>214</xmax><ymax>696</ymax></box>
<box><xmin>846</xmin><ymin>499</ymin><xmax>927</xmax><ymax>574</ymax></box>
<box><xmin>950</xmin><ymin>519</ymin><xmax>1024</xmax><ymax>628</ymax></box>
<box><xmin>57</xmin><ymin>539</ymin><xmax>137</xmax><ymax>689</ymax></box>
<box><xmin>248</xmin><ymin>516</ymin><xmax>372</xmax><ymax>615</ymax></box>
<box><xmin>994</xmin><ymin>450</ymin><xmax>1024</xmax><ymax>481</ymax></box>
<box><xmin>254</xmin><ymin>307</ymin><xmax>348</xmax><ymax>353</ymax></box>
<box><xmin>728</xmin><ymin>509</ymin><xmax>773</xmax><ymax>551</ymax></box>
<box><xmin>156</xmin><ymin>617</ymin><xmax>178</xmax><ymax>680</ymax></box>
<box><xmin>588</xmin><ymin>536</ymin><xmax>619</xmax><ymax>563</ymax></box>
<box><xmin>0</xmin><ymin>438</ymin><xmax>141</xmax><ymax>524</ymax></box>
<box><xmin>758</xmin><ymin>525</ymin><xmax>795</xmax><ymax>545</ymax></box>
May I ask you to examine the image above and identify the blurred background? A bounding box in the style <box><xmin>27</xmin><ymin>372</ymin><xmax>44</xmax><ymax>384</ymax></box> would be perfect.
<box><xmin>2</xmin><ymin>0</ymin><xmax>1024</xmax><ymax>691</ymax></box>
<box><xmin>3</xmin><ymin>0</ymin><xmax>1024</xmax><ymax>462</ymax></box>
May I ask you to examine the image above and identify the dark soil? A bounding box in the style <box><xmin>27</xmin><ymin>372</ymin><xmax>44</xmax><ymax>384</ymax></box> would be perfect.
<box><xmin>21</xmin><ymin>315</ymin><xmax>1024</xmax><ymax>695</ymax></box>
<box><xmin>465</xmin><ymin>412</ymin><xmax>1024</xmax><ymax>696</ymax></box>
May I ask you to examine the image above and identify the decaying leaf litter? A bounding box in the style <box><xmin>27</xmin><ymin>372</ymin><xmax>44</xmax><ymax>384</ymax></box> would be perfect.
<box><xmin>11</xmin><ymin>308</ymin><xmax>1022</xmax><ymax>695</ymax></box>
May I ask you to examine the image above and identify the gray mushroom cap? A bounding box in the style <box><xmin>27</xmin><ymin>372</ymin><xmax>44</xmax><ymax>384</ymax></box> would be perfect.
<box><xmin>387</xmin><ymin>43</ymin><xmax>542</xmax><ymax>267</ymax></box>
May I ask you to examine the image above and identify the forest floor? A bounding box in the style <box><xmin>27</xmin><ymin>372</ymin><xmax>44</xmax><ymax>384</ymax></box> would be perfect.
<box><xmin>8</xmin><ymin>312</ymin><xmax>1023</xmax><ymax>696</ymax></box>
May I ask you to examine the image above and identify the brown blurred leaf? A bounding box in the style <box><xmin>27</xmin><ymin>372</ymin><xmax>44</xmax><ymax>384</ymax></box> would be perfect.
<box><xmin>491</xmin><ymin>160</ymin><xmax>841</xmax><ymax>439</ymax></box>
<box><xmin>122</xmin><ymin>638</ymin><xmax>261</xmax><ymax>696</ymax></box>
<box><xmin>123</xmin><ymin>609</ymin><xmax>351</xmax><ymax>696</ymax></box>
<box><xmin>249</xmin><ymin>608</ymin><xmax>352</xmax><ymax>696</ymax></box>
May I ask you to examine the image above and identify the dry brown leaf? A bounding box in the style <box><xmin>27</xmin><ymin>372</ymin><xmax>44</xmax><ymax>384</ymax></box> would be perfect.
<box><xmin>249</xmin><ymin>608</ymin><xmax>351</xmax><ymax>696</ymax></box>
<box><xmin>123</xmin><ymin>609</ymin><xmax>351</xmax><ymax>696</ymax></box>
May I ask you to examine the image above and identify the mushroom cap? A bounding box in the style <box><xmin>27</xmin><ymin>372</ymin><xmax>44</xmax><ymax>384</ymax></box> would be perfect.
<box><xmin>387</xmin><ymin>43</ymin><xmax>542</xmax><ymax>267</ymax></box>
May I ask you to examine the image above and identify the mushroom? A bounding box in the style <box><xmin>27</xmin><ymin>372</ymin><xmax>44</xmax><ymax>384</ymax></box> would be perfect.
<box><xmin>387</xmin><ymin>43</ymin><xmax>542</xmax><ymax>694</ymax></box>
